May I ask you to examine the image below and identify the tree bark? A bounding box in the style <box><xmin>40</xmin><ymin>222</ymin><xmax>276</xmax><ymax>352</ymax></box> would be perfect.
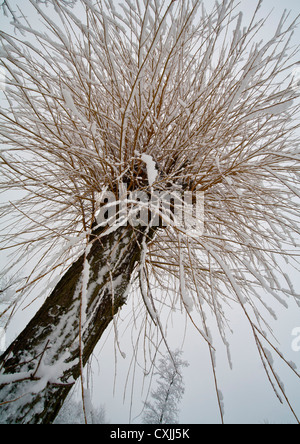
<box><xmin>0</xmin><ymin>226</ymin><xmax>153</xmax><ymax>424</ymax></box>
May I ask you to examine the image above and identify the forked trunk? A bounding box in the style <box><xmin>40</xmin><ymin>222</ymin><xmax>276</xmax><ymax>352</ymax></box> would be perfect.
<box><xmin>0</xmin><ymin>226</ymin><xmax>153</xmax><ymax>424</ymax></box>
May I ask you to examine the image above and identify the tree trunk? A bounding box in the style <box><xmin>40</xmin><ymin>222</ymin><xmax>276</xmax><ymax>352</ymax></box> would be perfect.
<box><xmin>0</xmin><ymin>226</ymin><xmax>153</xmax><ymax>424</ymax></box>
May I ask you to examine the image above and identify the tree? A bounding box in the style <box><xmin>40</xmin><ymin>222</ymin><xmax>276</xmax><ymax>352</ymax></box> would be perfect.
<box><xmin>142</xmin><ymin>350</ymin><xmax>188</xmax><ymax>425</ymax></box>
<box><xmin>0</xmin><ymin>0</ymin><xmax>299</xmax><ymax>424</ymax></box>
<box><xmin>54</xmin><ymin>392</ymin><xmax>109</xmax><ymax>424</ymax></box>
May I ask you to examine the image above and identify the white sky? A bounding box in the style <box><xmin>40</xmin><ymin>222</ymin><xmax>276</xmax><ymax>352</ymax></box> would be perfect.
<box><xmin>0</xmin><ymin>0</ymin><xmax>300</xmax><ymax>425</ymax></box>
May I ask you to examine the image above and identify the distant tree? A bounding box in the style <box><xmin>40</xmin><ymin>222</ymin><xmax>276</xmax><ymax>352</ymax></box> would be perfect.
<box><xmin>54</xmin><ymin>395</ymin><xmax>109</xmax><ymax>424</ymax></box>
<box><xmin>143</xmin><ymin>350</ymin><xmax>189</xmax><ymax>425</ymax></box>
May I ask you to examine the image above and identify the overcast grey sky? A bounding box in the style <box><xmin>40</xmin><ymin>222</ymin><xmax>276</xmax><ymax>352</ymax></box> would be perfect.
<box><xmin>0</xmin><ymin>0</ymin><xmax>300</xmax><ymax>425</ymax></box>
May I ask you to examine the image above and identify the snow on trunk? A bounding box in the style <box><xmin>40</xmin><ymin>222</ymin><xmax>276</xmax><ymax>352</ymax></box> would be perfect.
<box><xmin>0</xmin><ymin>226</ymin><xmax>155</xmax><ymax>424</ymax></box>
